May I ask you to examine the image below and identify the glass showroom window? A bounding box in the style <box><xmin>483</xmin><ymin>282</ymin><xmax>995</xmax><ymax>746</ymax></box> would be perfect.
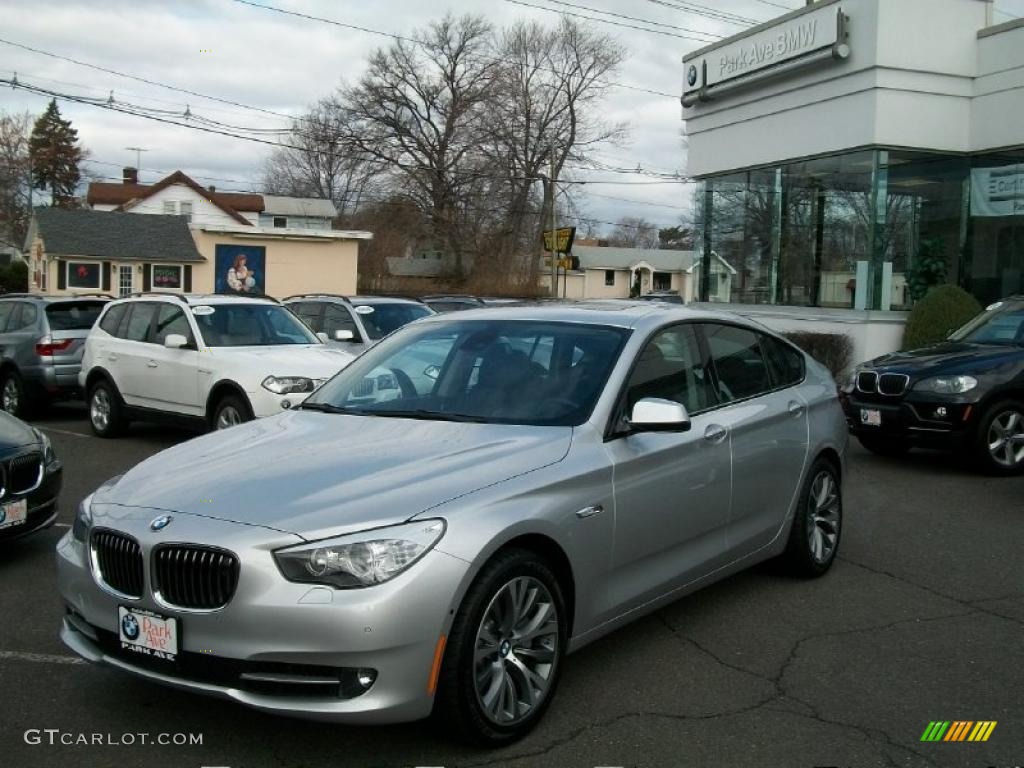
<box><xmin>67</xmin><ymin>262</ymin><xmax>101</xmax><ymax>290</ymax></box>
<box><xmin>967</xmin><ymin>150</ymin><xmax>1024</xmax><ymax>306</ymax></box>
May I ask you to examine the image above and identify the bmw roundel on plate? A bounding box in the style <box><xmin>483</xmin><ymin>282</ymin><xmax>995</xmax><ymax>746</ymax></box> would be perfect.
<box><xmin>57</xmin><ymin>302</ymin><xmax>848</xmax><ymax>745</ymax></box>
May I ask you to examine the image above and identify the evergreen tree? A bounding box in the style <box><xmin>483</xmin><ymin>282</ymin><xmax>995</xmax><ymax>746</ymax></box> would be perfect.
<box><xmin>29</xmin><ymin>99</ymin><xmax>82</xmax><ymax>207</ymax></box>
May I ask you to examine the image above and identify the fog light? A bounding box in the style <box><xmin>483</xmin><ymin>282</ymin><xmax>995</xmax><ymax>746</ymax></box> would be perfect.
<box><xmin>338</xmin><ymin>667</ymin><xmax>377</xmax><ymax>699</ymax></box>
<box><xmin>935</xmin><ymin>406</ymin><xmax>947</xmax><ymax>418</ymax></box>
<box><xmin>357</xmin><ymin>669</ymin><xmax>376</xmax><ymax>688</ymax></box>
<box><xmin>280</xmin><ymin>399</ymin><xmax>292</xmax><ymax>410</ymax></box>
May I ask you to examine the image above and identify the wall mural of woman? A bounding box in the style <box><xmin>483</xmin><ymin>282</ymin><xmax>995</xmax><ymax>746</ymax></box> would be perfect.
<box><xmin>215</xmin><ymin>244</ymin><xmax>266</xmax><ymax>295</ymax></box>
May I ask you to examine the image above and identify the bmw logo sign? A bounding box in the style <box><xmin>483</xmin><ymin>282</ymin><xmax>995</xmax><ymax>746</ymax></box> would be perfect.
<box><xmin>687</xmin><ymin>64</ymin><xmax>698</xmax><ymax>88</ymax></box>
<box><xmin>150</xmin><ymin>515</ymin><xmax>173</xmax><ymax>532</ymax></box>
<box><xmin>121</xmin><ymin>613</ymin><xmax>140</xmax><ymax>640</ymax></box>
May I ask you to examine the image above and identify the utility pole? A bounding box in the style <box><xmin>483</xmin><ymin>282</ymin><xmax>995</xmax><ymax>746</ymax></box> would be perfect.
<box><xmin>550</xmin><ymin>146</ymin><xmax>558</xmax><ymax>297</ymax></box>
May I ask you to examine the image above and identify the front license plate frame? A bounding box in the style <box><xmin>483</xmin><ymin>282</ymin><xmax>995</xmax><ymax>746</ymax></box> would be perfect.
<box><xmin>0</xmin><ymin>498</ymin><xmax>27</xmax><ymax>530</ymax></box>
<box><xmin>860</xmin><ymin>408</ymin><xmax>882</xmax><ymax>427</ymax></box>
<box><xmin>118</xmin><ymin>606</ymin><xmax>178</xmax><ymax>661</ymax></box>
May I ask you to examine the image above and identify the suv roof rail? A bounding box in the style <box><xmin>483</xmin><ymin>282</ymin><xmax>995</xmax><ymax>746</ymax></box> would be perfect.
<box><xmin>0</xmin><ymin>292</ymin><xmax>38</xmax><ymax>299</ymax></box>
<box><xmin>126</xmin><ymin>291</ymin><xmax>189</xmax><ymax>303</ymax></box>
<box><xmin>184</xmin><ymin>293</ymin><xmax>281</xmax><ymax>304</ymax></box>
<box><xmin>68</xmin><ymin>292</ymin><xmax>116</xmax><ymax>299</ymax></box>
<box><xmin>282</xmin><ymin>293</ymin><xmax>351</xmax><ymax>302</ymax></box>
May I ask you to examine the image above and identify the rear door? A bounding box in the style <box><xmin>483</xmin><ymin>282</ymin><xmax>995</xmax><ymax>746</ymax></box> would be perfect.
<box><xmin>42</xmin><ymin>300</ymin><xmax>107</xmax><ymax>388</ymax></box>
<box><xmin>322</xmin><ymin>303</ymin><xmax>367</xmax><ymax>352</ymax></box>
<box><xmin>700</xmin><ymin>323</ymin><xmax>809</xmax><ymax>558</ymax></box>
<box><xmin>113</xmin><ymin>302</ymin><xmax>158</xmax><ymax>406</ymax></box>
<box><xmin>289</xmin><ymin>301</ymin><xmax>323</xmax><ymax>333</ymax></box>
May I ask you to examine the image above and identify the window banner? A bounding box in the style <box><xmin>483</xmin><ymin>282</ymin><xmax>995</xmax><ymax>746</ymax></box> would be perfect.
<box><xmin>971</xmin><ymin>166</ymin><xmax>1024</xmax><ymax>217</ymax></box>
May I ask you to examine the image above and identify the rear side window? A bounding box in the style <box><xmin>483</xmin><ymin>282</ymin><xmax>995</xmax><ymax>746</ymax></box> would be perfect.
<box><xmin>99</xmin><ymin>304</ymin><xmax>128</xmax><ymax>336</ymax></box>
<box><xmin>323</xmin><ymin>304</ymin><xmax>360</xmax><ymax>339</ymax></box>
<box><xmin>19</xmin><ymin>303</ymin><xmax>38</xmax><ymax>328</ymax></box>
<box><xmin>290</xmin><ymin>302</ymin><xmax>323</xmax><ymax>331</ymax></box>
<box><xmin>703</xmin><ymin>323</ymin><xmax>773</xmax><ymax>402</ymax></box>
<box><xmin>45</xmin><ymin>301</ymin><xmax>105</xmax><ymax>331</ymax></box>
<box><xmin>123</xmin><ymin>304</ymin><xmax>155</xmax><ymax>342</ymax></box>
<box><xmin>0</xmin><ymin>303</ymin><xmax>15</xmax><ymax>330</ymax></box>
<box><xmin>761</xmin><ymin>335</ymin><xmax>805</xmax><ymax>388</ymax></box>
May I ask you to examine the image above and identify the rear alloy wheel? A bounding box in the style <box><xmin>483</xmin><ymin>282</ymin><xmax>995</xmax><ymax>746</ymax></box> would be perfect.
<box><xmin>0</xmin><ymin>371</ymin><xmax>28</xmax><ymax>418</ymax></box>
<box><xmin>857</xmin><ymin>434</ymin><xmax>910</xmax><ymax>457</ymax></box>
<box><xmin>781</xmin><ymin>457</ymin><xmax>842</xmax><ymax>577</ymax></box>
<box><xmin>212</xmin><ymin>394</ymin><xmax>252</xmax><ymax>430</ymax></box>
<box><xmin>436</xmin><ymin>549</ymin><xmax>566</xmax><ymax>745</ymax></box>
<box><xmin>976</xmin><ymin>399</ymin><xmax>1024</xmax><ymax>475</ymax></box>
<box><xmin>88</xmin><ymin>380</ymin><xmax>127</xmax><ymax>438</ymax></box>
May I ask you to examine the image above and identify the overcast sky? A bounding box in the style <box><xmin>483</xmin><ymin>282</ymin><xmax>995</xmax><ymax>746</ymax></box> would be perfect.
<box><xmin>3</xmin><ymin>0</ymin><xmax>1024</xmax><ymax>233</ymax></box>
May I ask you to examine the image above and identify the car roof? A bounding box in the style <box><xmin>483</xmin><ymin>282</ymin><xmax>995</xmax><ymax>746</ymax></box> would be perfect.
<box><xmin>0</xmin><ymin>293</ymin><xmax>112</xmax><ymax>303</ymax></box>
<box><xmin>413</xmin><ymin>300</ymin><xmax>750</xmax><ymax>330</ymax></box>
<box><xmin>109</xmin><ymin>293</ymin><xmax>279</xmax><ymax>306</ymax></box>
<box><xmin>348</xmin><ymin>295</ymin><xmax>425</xmax><ymax>305</ymax></box>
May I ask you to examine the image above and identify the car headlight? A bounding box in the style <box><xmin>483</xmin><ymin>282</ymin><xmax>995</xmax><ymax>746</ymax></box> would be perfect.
<box><xmin>914</xmin><ymin>375</ymin><xmax>978</xmax><ymax>394</ymax></box>
<box><xmin>841</xmin><ymin>370</ymin><xmax>858</xmax><ymax>394</ymax></box>
<box><xmin>273</xmin><ymin>519</ymin><xmax>446</xmax><ymax>588</ymax></box>
<box><xmin>33</xmin><ymin>428</ymin><xmax>59</xmax><ymax>470</ymax></box>
<box><xmin>262</xmin><ymin>375</ymin><xmax>316</xmax><ymax>395</ymax></box>
<box><xmin>72</xmin><ymin>494</ymin><xmax>92</xmax><ymax>543</ymax></box>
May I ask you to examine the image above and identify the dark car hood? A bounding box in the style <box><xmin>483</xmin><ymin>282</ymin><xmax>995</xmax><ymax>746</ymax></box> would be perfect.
<box><xmin>869</xmin><ymin>341</ymin><xmax>1022</xmax><ymax>376</ymax></box>
<box><xmin>0</xmin><ymin>412</ymin><xmax>39</xmax><ymax>453</ymax></box>
<box><xmin>94</xmin><ymin>410</ymin><xmax>572</xmax><ymax>540</ymax></box>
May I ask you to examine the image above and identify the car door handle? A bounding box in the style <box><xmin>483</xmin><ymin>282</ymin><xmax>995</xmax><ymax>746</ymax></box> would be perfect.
<box><xmin>575</xmin><ymin>505</ymin><xmax>604</xmax><ymax>519</ymax></box>
<box><xmin>788</xmin><ymin>401</ymin><xmax>805</xmax><ymax>417</ymax></box>
<box><xmin>704</xmin><ymin>424</ymin><xmax>728</xmax><ymax>443</ymax></box>
<box><xmin>146</xmin><ymin>360</ymin><xmax>158</xmax><ymax>368</ymax></box>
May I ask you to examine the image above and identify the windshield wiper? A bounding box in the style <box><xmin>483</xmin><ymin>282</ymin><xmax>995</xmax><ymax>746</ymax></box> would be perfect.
<box><xmin>356</xmin><ymin>408</ymin><xmax>488</xmax><ymax>423</ymax></box>
<box><xmin>295</xmin><ymin>402</ymin><xmax>353</xmax><ymax>414</ymax></box>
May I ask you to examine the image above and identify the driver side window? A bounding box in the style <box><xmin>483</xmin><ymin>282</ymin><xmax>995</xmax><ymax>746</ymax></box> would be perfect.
<box><xmin>625</xmin><ymin>324</ymin><xmax>713</xmax><ymax>414</ymax></box>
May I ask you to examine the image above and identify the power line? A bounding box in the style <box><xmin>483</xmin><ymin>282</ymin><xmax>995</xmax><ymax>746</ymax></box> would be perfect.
<box><xmin>752</xmin><ymin>0</ymin><xmax>798</xmax><ymax>11</ymax></box>
<box><xmin>230</xmin><ymin>0</ymin><xmax>677</xmax><ymax>98</ymax></box>
<box><xmin>503</xmin><ymin>0</ymin><xmax>711</xmax><ymax>41</ymax></box>
<box><xmin>642</xmin><ymin>0</ymin><xmax>760</xmax><ymax>27</ymax></box>
<box><xmin>510</xmin><ymin>0</ymin><xmax>720</xmax><ymax>41</ymax></box>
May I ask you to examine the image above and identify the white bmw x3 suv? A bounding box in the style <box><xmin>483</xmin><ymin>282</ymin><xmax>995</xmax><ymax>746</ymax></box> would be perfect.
<box><xmin>79</xmin><ymin>294</ymin><xmax>354</xmax><ymax>437</ymax></box>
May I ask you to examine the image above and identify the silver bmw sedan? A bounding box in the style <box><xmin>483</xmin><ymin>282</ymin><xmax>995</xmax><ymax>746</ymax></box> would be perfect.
<box><xmin>56</xmin><ymin>302</ymin><xmax>847</xmax><ymax>745</ymax></box>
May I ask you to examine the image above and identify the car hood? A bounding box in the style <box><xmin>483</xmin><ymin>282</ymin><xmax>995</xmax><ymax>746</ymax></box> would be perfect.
<box><xmin>0</xmin><ymin>412</ymin><xmax>39</xmax><ymax>452</ymax></box>
<box><xmin>210</xmin><ymin>344</ymin><xmax>354</xmax><ymax>378</ymax></box>
<box><xmin>94</xmin><ymin>411</ymin><xmax>572</xmax><ymax>540</ymax></box>
<box><xmin>868</xmin><ymin>341</ymin><xmax>1022</xmax><ymax>376</ymax></box>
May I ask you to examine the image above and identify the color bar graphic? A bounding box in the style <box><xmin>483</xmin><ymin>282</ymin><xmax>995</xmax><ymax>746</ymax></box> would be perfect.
<box><xmin>920</xmin><ymin>720</ymin><xmax>996</xmax><ymax>742</ymax></box>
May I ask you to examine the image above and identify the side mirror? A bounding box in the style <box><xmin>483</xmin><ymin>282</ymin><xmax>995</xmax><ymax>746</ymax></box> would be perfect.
<box><xmin>334</xmin><ymin>329</ymin><xmax>355</xmax><ymax>342</ymax></box>
<box><xmin>163</xmin><ymin>333</ymin><xmax>188</xmax><ymax>349</ymax></box>
<box><xmin>423</xmin><ymin>364</ymin><xmax>440</xmax><ymax>380</ymax></box>
<box><xmin>629</xmin><ymin>398</ymin><xmax>691</xmax><ymax>433</ymax></box>
<box><xmin>316</xmin><ymin>332</ymin><xmax>329</xmax><ymax>343</ymax></box>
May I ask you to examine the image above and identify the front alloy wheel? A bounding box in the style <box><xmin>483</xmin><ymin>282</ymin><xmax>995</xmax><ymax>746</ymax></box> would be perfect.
<box><xmin>978</xmin><ymin>400</ymin><xmax>1024</xmax><ymax>474</ymax></box>
<box><xmin>436</xmin><ymin>549</ymin><xmax>566</xmax><ymax>745</ymax></box>
<box><xmin>473</xmin><ymin>576</ymin><xmax>559</xmax><ymax>726</ymax></box>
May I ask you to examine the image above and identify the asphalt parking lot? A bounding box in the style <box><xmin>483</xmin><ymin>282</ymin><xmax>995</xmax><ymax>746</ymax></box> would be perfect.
<box><xmin>1</xmin><ymin>402</ymin><xmax>1021</xmax><ymax>768</ymax></box>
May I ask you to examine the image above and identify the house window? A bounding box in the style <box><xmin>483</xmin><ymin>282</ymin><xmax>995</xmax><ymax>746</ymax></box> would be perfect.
<box><xmin>163</xmin><ymin>200</ymin><xmax>176</xmax><ymax>215</ymax></box>
<box><xmin>179</xmin><ymin>201</ymin><xmax>193</xmax><ymax>221</ymax></box>
<box><xmin>118</xmin><ymin>265</ymin><xmax>134</xmax><ymax>297</ymax></box>
<box><xmin>152</xmin><ymin>264</ymin><xmax>182</xmax><ymax>290</ymax></box>
<box><xmin>605</xmin><ymin>269</ymin><xmax>616</xmax><ymax>286</ymax></box>
<box><xmin>67</xmin><ymin>262</ymin><xmax>101</xmax><ymax>290</ymax></box>
<box><xmin>653</xmin><ymin>271</ymin><xmax>672</xmax><ymax>291</ymax></box>
<box><xmin>273</xmin><ymin>216</ymin><xmax>287</xmax><ymax>228</ymax></box>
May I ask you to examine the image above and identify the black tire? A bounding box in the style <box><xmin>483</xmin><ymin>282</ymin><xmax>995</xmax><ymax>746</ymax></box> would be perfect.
<box><xmin>435</xmin><ymin>548</ymin><xmax>568</xmax><ymax>746</ymax></box>
<box><xmin>88</xmin><ymin>379</ymin><xmax>127</xmax><ymax>438</ymax></box>
<box><xmin>857</xmin><ymin>434</ymin><xmax>910</xmax><ymax>457</ymax></box>
<box><xmin>780</xmin><ymin>457</ymin><xmax>843</xmax><ymax>578</ymax></box>
<box><xmin>210</xmin><ymin>393</ymin><xmax>253</xmax><ymax>430</ymax></box>
<box><xmin>973</xmin><ymin>398</ymin><xmax>1024</xmax><ymax>475</ymax></box>
<box><xmin>0</xmin><ymin>369</ymin><xmax>36</xmax><ymax>420</ymax></box>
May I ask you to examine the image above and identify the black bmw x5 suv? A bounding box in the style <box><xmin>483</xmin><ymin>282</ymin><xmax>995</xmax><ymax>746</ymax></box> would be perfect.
<box><xmin>842</xmin><ymin>296</ymin><xmax>1024</xmax><ymax>474</ymax></box>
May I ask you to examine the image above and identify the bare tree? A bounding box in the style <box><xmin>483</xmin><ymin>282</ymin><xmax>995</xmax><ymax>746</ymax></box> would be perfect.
<box><xmin>609</xmin><ymin>216</ymin><xmax>659</xmax><ymax>249</ymax></box>
<box><xmin>261</xmin><ymin>98</ymin><xmax>379</xmax><ymax>221</ymax></box>
<box><xmin>0</xmin><ymin>111</ymin><xmax>32</xmax><ymax>251</ymax></box>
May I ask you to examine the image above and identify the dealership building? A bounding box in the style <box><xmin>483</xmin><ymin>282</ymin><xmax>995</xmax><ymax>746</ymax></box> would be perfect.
<box><xmin>683</xmin><ymin>0</ymin><xmax>1024</xmax><ymax>362</ymax></box>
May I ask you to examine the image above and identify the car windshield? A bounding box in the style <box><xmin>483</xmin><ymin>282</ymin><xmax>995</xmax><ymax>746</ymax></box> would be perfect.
<box><xmin>45</xmin><ymin>301</ymin><xmax>106</xmax><ymax>330</ymax></box>
<box><xmin>305</xmin><ymin>319</ymin><xmax>630</xmax><ymax>426</ymax></box>
<box><xmin>192</xmin><ymin>303</ymin><xmax>320</xmax><ymax>347</ymax></box>
<box><xmin>353</xmin><ymin>302</ymin><xmax>432</xmax><ymax>340</ymax></box>
<box><xmin>949</xmin><ymin>301</ymin><xmax>1024</xmax><ymax>345</ymax></box>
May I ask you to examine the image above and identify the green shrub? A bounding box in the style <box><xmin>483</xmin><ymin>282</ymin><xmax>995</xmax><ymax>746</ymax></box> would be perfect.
<box><xmin>903</xmin><ymin>284</ymin><xmax>982</xmax><ymax>349</ymax></box>
<box><xmin>0</xmin><ymin>261</ymin><xmax>27</xmax><ymax>294</ymax></box>
<box><xmin>783</xmin><ymin>331</ymin><xmax>853</xmax><ymax>379</ymax></box>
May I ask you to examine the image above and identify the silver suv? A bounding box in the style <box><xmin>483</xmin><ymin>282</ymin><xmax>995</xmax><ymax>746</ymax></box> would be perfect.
<box><xmin>284</xmin><ymin>294</ymin><xmax>434</xmax><ymax>355</ymax></box>
<box><xmin>0</xmin><ymin>293</ymin><xmax>110</xmax><ymax>418</ymax></box>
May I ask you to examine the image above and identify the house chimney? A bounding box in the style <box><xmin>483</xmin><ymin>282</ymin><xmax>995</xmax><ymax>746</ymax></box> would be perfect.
<box><xmin>123</xmin><ymin>167</ymin><xmax>138</xmax><ymax>185</ymax></box>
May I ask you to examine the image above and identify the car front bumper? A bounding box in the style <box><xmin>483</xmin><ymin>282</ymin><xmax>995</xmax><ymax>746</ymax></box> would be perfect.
<box><xmin>0</xmin><ymin>465</ymin><xmax>62</xmax><ymax>542</ymax></box>
<box><xmin>842</xmin><ymin>392</ymin><xmax>978</xmax><ymax>449</ymax></box>
<box><xmin>55</xmin><ymin>519</ymin><xmax>470</xmax><ymax>723</ymax></box>
<box><xmin>247</xmin><ymin>387</ymin><xmax>316</xmax><ymax>419</ymax></box>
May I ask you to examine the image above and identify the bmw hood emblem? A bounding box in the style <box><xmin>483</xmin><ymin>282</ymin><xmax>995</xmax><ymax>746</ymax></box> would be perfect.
<box><xmin>150</xmin><ymin>515</ymin><xmax>173</xmax><ymax>532</ymax></box>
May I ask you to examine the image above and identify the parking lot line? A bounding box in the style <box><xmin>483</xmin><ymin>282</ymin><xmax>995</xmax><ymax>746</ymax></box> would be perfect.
<box><xmin>0</xmin><ymin>651</ymin><xmax>86</xmax><ymax>665</ymax></box>
<box><xmin>38</xmin><ymin>426</ymin><xmax>91</xmax><ymax>439</ymax></box>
